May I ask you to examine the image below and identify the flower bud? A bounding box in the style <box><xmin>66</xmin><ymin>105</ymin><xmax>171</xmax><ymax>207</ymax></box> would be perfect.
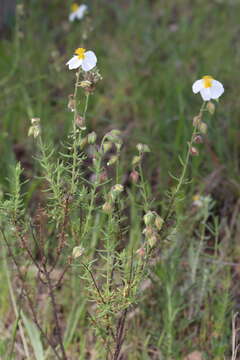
<box><xmin>136</xmin><ymin>143</ymin><xmax>150</xmax><ymax>153</ymax></box>
<box><xmin>103</xmin><ymin>141</ymin><xmax>112</xmax><ymax>153</ymax></box>
<box><xmin>28</xmin><ymin>118</ymin><xmax>41</xmax><ymax>138</ymax></box>
<box><xmin>143</xmin><ymin>211</ymin><xmax>155</xmax><ymax>226</ymax></box>
<box><xmin>107</xmin><ymin>155</ymin><xmax>119</xmax><ymax>166</ymax></box>
<box><xmin>72</xmin><ymin>246</ymin><xmax>84</xmax><ymax>258</ymax></box>
<box><xmin>79</xmin><ymin>137</ymin><xmax>88</xmax><ymax>149</ymax></box>
<box><xmin>143</xmin><ymin>226</ymin><xmax>154</xmax><ymax>238</ymax></box>
<box><xmin>102</xmin><ymin>202</ymin><xmax>113</xmax><ymax>214</ymax></box>
<box><xmin>99</xmin><ymin>171</ymin><xmax>108</xmax><ymax>183</ymax></box>
<box><xmin>193</xmin><ymin>135</ymin><xmax>203</xmax><ymax>144</ymax></box>
<box><xmin>199</xmin><ymin>122</ymin><xmax>208</xmax><ymax>134</ymax></box>
<box><xmin>155</xmin><ymin>215</ymin><xmax>164</xmax><ymax>230</ymax></box>
<box><xmin>207</xmin><ymin>101</ymin><xmax>215</xmax><ymax>115</ymax></box>
<box><xmin>115</xmin><ymin>141</ymin><xmax>123</xmax><ymax>152</ymax></box>
<box><xmin>193</xmin><ymin>115</ymin><xmax>202</xmax><ymax>127</ymax></box>
<box><xmin>148</xmin><ymin>235</ymin><xmax>157</xmax><ymax>248</ymax></box>
<box><xmin>132</xmin><ymin>156</ymin><xmax>141</xmax><ymax>166</ymax></box>
<box><xmin>129</xmin><ymin>170</ymin><xmax>139</xmax><ymax>183</ymax></box>
<box><xmin>75</xmin><ymin>115</ymin><xmax>86</xmax><ymax>130</ymax></box>
<box><xmin>87</xmin><ymin>131</ymin><xmax>97</xmax><ymax>144</ymax></box>
<box><xmin>190</xmin><ymin>146</ymin><xmax>199</xmax><ymax>156</ymax></box>
<box><xmin>68</xmin><ymin>95</ymin><xmax>75</xmax><ymax>112</ymax></box>
<box><xmin>110</xmin><ymin>184</ymin><xmax>124</xmax><ymax>200</ymax></box>
<box><xmin>136</xmin><ymin>247</ymin><xmax>145</xmax><ymax>257</ymax></box>
<box><xmin>79</xmin><ymin>80</ymin><xmax>92</xmax><ymax>89</ymax></box>
<box><xmin>31</xmin><ymin>117</ymin><xmax>40</xmax><ymax>125</ymax></box>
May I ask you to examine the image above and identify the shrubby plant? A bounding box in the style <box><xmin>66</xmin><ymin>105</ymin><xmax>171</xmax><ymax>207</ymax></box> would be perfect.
<box><xmin>0</xmin><ymin>39</ymin><xmax>233</xmax><ymax>360</ymax></box>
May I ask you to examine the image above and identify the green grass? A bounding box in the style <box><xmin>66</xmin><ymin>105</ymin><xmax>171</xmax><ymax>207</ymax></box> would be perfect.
<box><xmin>0</xmin><ymin>0</ymin><xmax>239</xmax><ymax>359</ymax></box>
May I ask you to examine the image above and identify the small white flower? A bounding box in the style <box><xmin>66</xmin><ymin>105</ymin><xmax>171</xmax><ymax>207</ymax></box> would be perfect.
<box><xmin>192</xmin><ymin>75</ymin><xmax>224</xmax><ymax>101</ymax></box>
<box><xmin>66</xmin><ymin>48</ymin><xmax>97</xmax><ymax>72</ymax></box>
<box><xmin>69</xmin><ymin>3</ymin><xmax>87</xmax><ymax>22</ymax></box>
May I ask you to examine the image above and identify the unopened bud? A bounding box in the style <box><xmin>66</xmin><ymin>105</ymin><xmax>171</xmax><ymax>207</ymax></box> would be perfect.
<box><xmin>136</xmin><ymin>143</ymin><xmax>150</xmax><ymax>153</ymax></box>
<box><xmin>115</xmin><ymin>141</ymin><xmax>123</xmax><ymax>152</ymax></box>
<box><xmin>72</xmin><ymin>246</ymin><xmax>84</xmax><ymax>258</ymax></box>
<box><xmin>79</xmin><ymin>80</ymin><xmax>92</xmax><ymax>89</ymax></box>
<box><xmin>143</xmin><ymin>226</ymin><xmax>154</xmax><ymax>238</ymax></box>
<box><xmin>155</xmin><ymin>215</ymin><xmax>164</xmax><ymax>230</ymax></box>
<box><xmin>148</xmin><ymin>235</ymin><xmax>157</xmax><ymax>248</ymax></box>
<box><xmin>193</xmin><ymin>135</ymin><xmax>203</xmax><ymax>144</ymax></box>
<box><xmin>79</xmin><ymin>137</ymin><xmax>88</xmax><ymax>149</ymax></box>
<box><xmin>132</xmin><ymin>155</ymin><xmax>141</xmax><ymax>166</ymax></box>
<box><xmin>136</xmin><ymin>247</ymin><xmax>145</xmax><ymax>257</ymax></box>
<box><xmin>207</xmin><ymin>101</ymin><xmax>215</xmax><ymax>115</ymax></box>
<box><xmin>99</xmin><ymin>171</ymin><xmax>108</xmax><ymax>183</ymax></box>
<box><xmin>103</xmin><ymin>141</ymin><xmax>112</xmax><ymax>153</ymax></box>
<box><xmin>28</xmin><ymin>118</ymin><xmax>41</xmax><ymax>138</ymax></box>
<box><xmin>143</xmin><ymin>211</ymin><xmax>155</xmax><ymax>226</ymax></box>
<box><xmin>68</xmin><ymin>95</ymin><xmax>75</xmax><ymax>112</ymax></box>
<box><xmin>110</xmin><ymin>184</ymin><xmax>124</xmax><ymax>200</ymax></box>
<box><xmin>102</xmin><ymin>202</ymin><xmax>113</xmax><ymax>214</ymax></box>
<box><xmin>107</xmin><ymin>155</ymin><xmax>119</xmax><ymax>166</ymax></box>
<box><xmin>31</xmin><ymin>117</ymin><xmax>40</xmax><ymax>125</ymax></box>
<box><xmin>87</xmin><ymin>131</ymin><xmax>97</xmax><ymax>144</ymax></box>
<box><xmin>75</xmin><ymin>115</ymin><xmax>86</xmax><ymax>130</ymax></box>
<box><xmin>129</xmin><ymin>170</ymin><xmax>139</xmax><ymax>183</ymax></box>
<box><xmin>193</xmin><ymin>115</ymin><xmax>202</xmax><ymax>127</ymax></box>
<box><xmin>199</xmin><ymin>122</ymin><xmax>208</xmax><ymax>134</ymax></box>
<box><xmin>190</xmin><ymin>146</ymin><xmax>199</xmax><ymax>156</ymax></box>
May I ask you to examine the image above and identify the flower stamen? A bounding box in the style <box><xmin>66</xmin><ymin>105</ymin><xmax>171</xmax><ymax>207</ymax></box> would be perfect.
<box><xmin>75</xmin><ymin>47</ymin><xmax>86</xmax><ymax>60</ymax></box>
<box><xmin>71</xmin><ymin>3</ymin><xmax>79</xmax><ymax>12</ymax></box>
<box><xmin>202</xmin><ymin>75</ymin><xmax>213</xmax><ymax>88</ymax></box>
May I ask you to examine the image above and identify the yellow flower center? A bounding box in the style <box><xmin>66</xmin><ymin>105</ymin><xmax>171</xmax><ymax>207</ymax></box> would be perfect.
<box><xmin>71</xmin><ymin>3</ymin><xmax>79</xmax><ymax>12</ymax></box>
<box><xmin>75</xmin><ymin>47</ymin><xmax>86</xmax><ymax>60</ymax></box>
<box><xmin>192</xmin><ymin>194</ymin><xmax>200</xmax><ymax>202</ymax></box>
<box><xmin>202</xmin><ymin>75</ymin><xmax>213</xmax><ymax>88</ymax></box>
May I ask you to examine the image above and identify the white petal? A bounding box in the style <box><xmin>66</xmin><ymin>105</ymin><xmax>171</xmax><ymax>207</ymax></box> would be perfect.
<box><xmin>200</xmin><ymin>88</ymin><xmax>211</xmax><ymax>101</ymax></box>
<box><xmin>66</xmin><ymin>56</ymin><xmax>82</xmax><ymax>70</ymax></box>
<box><xmin>210</xmin><ymin>80</ymin><xmax>224</xmax><ymax>99</ymax></box>
<box><xmin>81</xmin><ymin>51</ymin><xmax>97</xmax><ymax>72</ymax></box>
<box><xmin>192</xmin><ymin>79</ymin><xmax>203</xmax><ymax>94</ymax></box>
<box><xmin>76</xmin><ymin>4</ymin><xmax>88</xmax><ymax>19</ymax></box>
<box><xmin>69</xmin><ymin>11</ymin><xmax>77</xmax><ymax>22</ymax></box>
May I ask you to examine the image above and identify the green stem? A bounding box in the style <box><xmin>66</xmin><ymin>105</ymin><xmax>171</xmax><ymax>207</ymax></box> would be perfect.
<box><xmin>164</xmin><ymin>101</ymin><xmax>206</xmax><ymax>222</ymax></box>
<box><xmin>71</xmin><ymin>69</ymin><xmax>81</xmax><ymax>194</ymax></box>
<box><xmin>83</xmin><ymin>93</ymin><xmax>90</xmax><ymax>119</ymax></box>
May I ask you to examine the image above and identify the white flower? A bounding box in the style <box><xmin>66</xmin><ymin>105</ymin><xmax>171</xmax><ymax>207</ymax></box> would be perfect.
<box><xmin>192</xmin><ymin>75</ymin><xmax>224</xmax><ymax>101</ymax></box>
<box><xmin>66</xmin><ymin>48</ymin><xmax>97</xmax><ymax>72</ymax></box>
<box><xmin>69</xmin><ymin>3</ymin><xmax>87</xmax><ymax>22</ymax></box>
